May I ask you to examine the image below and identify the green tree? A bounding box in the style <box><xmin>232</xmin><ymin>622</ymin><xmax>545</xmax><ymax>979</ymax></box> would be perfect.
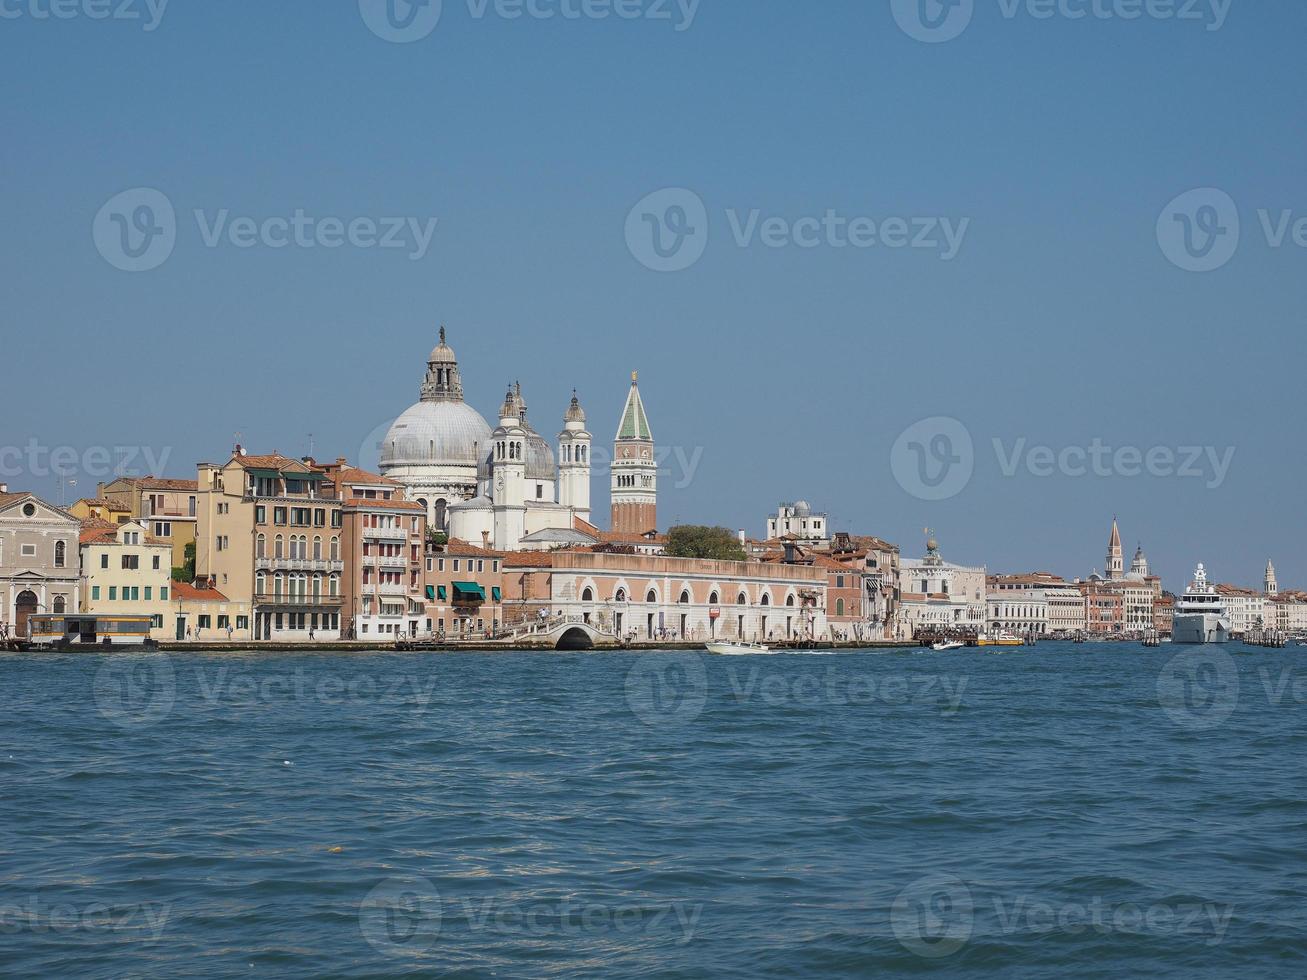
<box><xmin>172</xmin><ymin>541</ymin><xmax>196</xmax><ymax>583</ymax></box>
<box><xmin>664</xmin><ymin>525</ymin><xmax>746</xmax><ymax>562</ymax></box>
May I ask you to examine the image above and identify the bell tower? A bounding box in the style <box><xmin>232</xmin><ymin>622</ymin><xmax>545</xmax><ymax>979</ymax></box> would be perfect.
<box><xmin>1106</xmin><ymin>518</ymin><xmax>1124</xmax><ymax>581</ymax></box>
<box><xmin>558</xmin><ymin>390</ymin><xmax>592</xmax><ymax>523</ymax></box>
<box><xmin>1265</xmin><ymin>559</ymin><xmax>1278</xmax><ymax>596</ymax></box>
<box><xmin>611</xmin><ymin>372</ymin><xmax>657</xmax><ymax>534</ymax></box>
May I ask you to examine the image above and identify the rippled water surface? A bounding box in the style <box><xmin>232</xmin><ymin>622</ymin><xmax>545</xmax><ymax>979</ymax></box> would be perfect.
<box><xmin>2</xmin><ymin>643</ymin><xmax>1305</xmax><ymax>978</ymax></box>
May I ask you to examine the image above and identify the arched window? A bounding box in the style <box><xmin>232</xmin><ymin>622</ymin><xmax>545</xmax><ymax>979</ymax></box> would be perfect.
<box><xmin>646</xmin><ymin>590</ymin><xmax>657</xmax><ymax>603</ymax></box>
<box><xmin>330</xmin><ymin>575</ymin><xmax>339</xmax><ymax>597</ymax></box>
<box><xmin>312</xmin><ymin>575</ymin><xmax>322</xmax><ymax>599</ymax></box>
<box><xmin>434</xmin><ymin>499</ymin><xmax>448</xmax><ymax>532</ymax></box>
<box><xmin>836</xmin><ymin>598</ymin><xmax>845</xmax><ymax>617</ymax></box>
<box><xmin>679</xmin><ymin>591</ymin><xmax>690</xmax><ymax>604</ymax></box>
<box><xmin>54</xmin><ymin>541</ymin><xmax>66</xmax><ymax>568</ymax></box>
<box><xmin>273</xmin><ymin>574</ymin><xmax>283</xmax><ymax>597</ymax></box>
<box><xmin>53</xmin><ymin>596</ymin><xmax>66</xmax><ymax>614</ymax></box>
<box><xmin>313</xmin><ymin>536</ymin><xmax>322</xmax><ymax>560</ymax></box>
<box><xmin>709</xmin><ymin>591</ymin><xmax>719</xmax><ymax>605</ymax></box>
<box><xmin>257</xmin><ymin>534</ymin><xmax>266</xmax><ymax>559</ymax></box>
<box><xmin>738</xmin><ymin>592</ymin><xmax>748</xmax><ymax>605</ymax></box>
<box><xmin>786</xmin><ymin>594</ymin><xmax>796</xmax><ymax>607</ymax></box>
<box><xmin>275</xmin><ymin>535</ymin><xmax>284</xmax><ymax>559</ymax></box>
<box><xmin>330</xmin><ymin>537</ymin><xmax>340</xmax><ymax>561</ymax></box>
<box><xmin>256</xmin><ymin>572</ymin><xmax>266</xmax><ymax>595</ymax></box>
<box><xmin>760</xmin><ymin>594</ymin><xmax>770</xmax><ymax>607</ymax></box>
<box><xmin>615</xmin><ymin>588</ymin><xmax>627</xmax><ymax>603</ymax></box>
<box><xmin>582</xmin><ymin>587</ymin><xmax>594</xmax><ymax>602</ymax></box>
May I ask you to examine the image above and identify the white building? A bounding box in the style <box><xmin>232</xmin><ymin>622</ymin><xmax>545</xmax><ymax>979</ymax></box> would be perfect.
<box><xmin>896</xmin><ymin>535</ymin><xmax>986</xmax><ymax>638</ymax></box>
<box><xmin>0</xmin><ymin>488</ymin><xmax>81</xmax><ymax>638</ymax></box>
<box><xmin>1215</xmin><ymin>584</ymin><xmax>1268</xmax><ymax>637</ymax></box>
<box><xmin>766</xmin><ymin>501</ymin><xmax>830</xmax><ymax>548</ymax></box>
<box><xmin>380</xmin><ymin>329</ymin><xmax>592</xmax><ymax>552</ymax></box>
<box><xmin>986</xmin><ymin>573</ymin><xmax>1085</xmax><ymax>636</ymax></box>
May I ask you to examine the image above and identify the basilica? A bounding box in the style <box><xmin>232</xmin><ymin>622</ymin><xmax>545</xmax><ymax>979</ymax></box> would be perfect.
<box><xmin>379</xmin><ymin>329</ymin><xmax>657</xmax><ymax>551</ymax></box>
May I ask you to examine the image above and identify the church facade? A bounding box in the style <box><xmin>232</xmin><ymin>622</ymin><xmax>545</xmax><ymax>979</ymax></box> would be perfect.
<box><xmin>380</xmin><ymin>329</ymin><xmax>654</xmax><ymax>552</ymax></box>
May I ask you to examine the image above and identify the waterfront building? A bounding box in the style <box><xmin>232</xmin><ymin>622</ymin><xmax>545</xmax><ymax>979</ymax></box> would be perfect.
<box><xmin>895</xmin><ymin>534</ymin><xmax>986</xmax><ymax>638</ymax></box>
<box><xmin>1154</xmin><ymin>594</ymin><xmax>1175</xmax><ymax>635</ymax></box>
<box><xmin>1214</xmin><ymin>584</ymin><xmax>1268</xmax><ymax>637</ymax></box>
<box><xmin>0</xmin><ymin>488</ymin><xmax>81</xmax><ymax>639</ymax></box>
<box><xmin>196</xmin><ymin>449</ymin><xmax>344</xmax><ymax>641</ymax></box>
<box><xmin>422</xmin><ymin>539</ymin><xmax>505</xmax><ymax>639</ymax></box>
<box><xmin>610</xmin><ymin>373</ymin><xmax>657</xmax><ymax>535</ymax></box>
<box><xmin>986</xmin><ymin>572</ymin><xmax>1086</xmax><ymax>636</ymax></box>
<box><xmin>765</xmin><ymin>501</ymin><xmax>830</xmax><ymax>549</ymax></box>
<box><xmin>315</xmin><ymin>461</ymin><xmax>427</xmax><ymax>640</ymax></box>
<box><xmin>97</xmin><ymin>477</ymin><xmax>200</xmax><ymax>573</ymax></box>
<box><xmin>79</xmin><ymin>519</ymin><xmax>172</xmax><ymax>640</ymax></box>
<box><xmin>378</xmin><ymin>329</ymin><xmax>596</xmax><ymax>552</ymax></box>
<box><xmin>1081</xmin><ymin>582</ymin><xmax>1125</xmax><ymax>634</ymax></box>
<box><xmin>171</xmin><ymin>581</ymin><xmax>253</xmax><ymax>642</ymax></box>
<box><xmin>1268</xmin><ymin>591</ymin><xmax>1307</xmax><ymax>633</ymax></box>
<box><xmin>503</xmin><ymin>550</ymin><xmax>827</xmax><ymax>643</ymax></box>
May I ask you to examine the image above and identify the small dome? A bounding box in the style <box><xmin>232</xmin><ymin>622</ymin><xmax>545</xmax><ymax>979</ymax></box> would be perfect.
<box><xmin>428</xmin><ymin>325</ymin><xmax>457</xmax><ymax>364</ymax></box>
<box><xmin>565</xmin><ymin>390</ymin><xmax>586</xmax><ymax>424</ymax></box>
<box><xmin>381</xmin><ymin>400</ymin><xmax>492</xmax><ymax>469</ymax></box>
<box><xmin>793</xmin><ymin>500</ymin><xmax>811</xmax><ymax>517</ymax></box>
<box><xmin>450</xmin><ymin>495</ymin><xmax>494</xmax><ymax>512</ymax></box>
<box><xmin>524</xmin><ymin>431</ymin><xmax>556</xmax><ymax>481</ymax></box>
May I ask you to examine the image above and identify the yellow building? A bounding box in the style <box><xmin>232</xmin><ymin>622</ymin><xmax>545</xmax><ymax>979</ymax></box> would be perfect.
<box><xmin>98</xmin><ymin>477</ymin><xmax>200</xmax><ymax>574</ymax></box>
<box><xmin>69</xmin><ymin>497</ymin><xmax>132</xmax><ymax>526</ymax></box>
<box><xmin>79</xmin><ymin>520</ymin><xmax>174</xmax><ymax>640</ymax></box>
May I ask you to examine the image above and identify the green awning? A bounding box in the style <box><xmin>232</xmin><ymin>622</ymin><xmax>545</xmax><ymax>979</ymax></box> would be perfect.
<box><xmin>452</xmin><ymin>581</ymin><xmax>486</xmax><ymax>600</ymax></box>
<box><xmin>247</xmin><ymin>469</ymin><xmax>282</xmax><ymax>480</ymax></box>
<box><xmin>425</xmin><ymin>585</ymin><xmax>436</xmax><ymax>601</ymax></box>
<box><xmin>437</xmin><ymin>586</ymin><xmax>447</xmax><ymax>601</ymax></box>
<box><xmin>491</xmin><ymin>587</ymin><xmax>502</xmax><ymax>602</ymax></box>
<box><xmin>297</xmin><ymin>471</ymin><xmax>328</xmax><ymax>481</ymax></box>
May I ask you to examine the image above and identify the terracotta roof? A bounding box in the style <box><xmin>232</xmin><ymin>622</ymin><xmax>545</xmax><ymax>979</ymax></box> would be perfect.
<box><xmin>172</xmin><ymin>581</ymin><xmax>230</xmax><ymax>602</ymax></box>
<box><xmin>231</xmin><ymin>453</ymin><xmax>311</xmax><ymax>472</ymax></box>
<box><xmin>79</xmin><ymin>517</ymin><xmax>116</xmax><ymax>531</ymax></box>
<box><xmin>443</xmin><ymin>539</ymin><xmax>504</xmax><ymax>558</ymax></box>
<box><xmin>111</xmin><ymin>478</ymin><xmax>200</xmax><ymax>492</ymax></box>
<box><xmin>1214</xmin><ymin>584</ymin><xmax>1264</xmax><ymax>597</ymax></box>
<box><xmin>574</xmin><ymin>516</ymin><xmax>602</xmax><ymax>536</ymax></box>
<box><xmin>341</xmin><ymin>497</ymin><xmax>424</xmax><ymax>512</ymax></box>
<box><xmin>325</xmin><ymin>465</ymin><xmax>401</xmax><ymax>488</ymax></box>
<box><xmin>80</xmin><ymin>527</ymin><xmax>116</xmax><ymax>545</ymax></box>
<box><xmin>502</xmin><ymin>552</ymin><xmax>555</xmax><ymax>568</ymax></box>
<box><xmin>596</xmin><ymin>529</ymin><xmax>666</xmax><ymax>545</ymax></box>
<box><xmin>0</xmin><ymin>492</ymin><xmax>31</xmax><ymax>509</ymax></box>
<box><xmin>73</xmin><ymin>497</ymin><xmax>117</xmax><ymax>509</ymax></box>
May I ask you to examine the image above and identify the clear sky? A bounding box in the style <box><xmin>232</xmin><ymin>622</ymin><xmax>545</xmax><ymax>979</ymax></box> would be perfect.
<box><xmin>2</xmin><ymin>0</ymin><xmax>1303</xmax><ymax>592</ymax></box>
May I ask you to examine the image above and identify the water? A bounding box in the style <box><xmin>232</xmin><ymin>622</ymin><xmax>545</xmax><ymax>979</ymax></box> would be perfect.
<box><xmin>2</xmin><ymin>643</ymin><xmax>1305</xmax><ymax>978</ymax></box>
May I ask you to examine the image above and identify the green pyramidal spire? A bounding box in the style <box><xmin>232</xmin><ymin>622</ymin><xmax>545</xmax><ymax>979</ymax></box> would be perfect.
<box><xmin>617</xmin><ymin>371</ymin><xmax>652</xmax><ymax>442</ymax></box>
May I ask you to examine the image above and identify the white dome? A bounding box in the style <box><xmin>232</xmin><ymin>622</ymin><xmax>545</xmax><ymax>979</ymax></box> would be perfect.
<box><xmin>381</xmin><ymin>400</ymin><xmax>492</xmax><ymax>469</ymax></box>
<box><xmin>793</xmin><ymin>500</ymin><xmax>812</xmax><ymax>517</ymax></box>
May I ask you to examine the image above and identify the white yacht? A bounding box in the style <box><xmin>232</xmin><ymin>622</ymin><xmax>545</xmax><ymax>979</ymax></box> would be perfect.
<box><xmin>1171</xmin><ymin>563</ymin><xmax>1231</xmax><ymax>645</ymax></box>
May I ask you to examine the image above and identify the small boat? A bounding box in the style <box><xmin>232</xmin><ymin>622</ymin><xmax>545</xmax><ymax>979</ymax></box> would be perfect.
<box><xmin>931</xmin><ymin>640</ymin><xmax>965</xmax><ymax>652</ymax></box>
<box><xmin>706</xmin><ymin>641</ymin><xmax>772</xmax><ymax>656</ymax></box>
<box><xmin>976</xmin><ymin>631</ymin><xmax>1024</xmax><ymax>648</ymax></box>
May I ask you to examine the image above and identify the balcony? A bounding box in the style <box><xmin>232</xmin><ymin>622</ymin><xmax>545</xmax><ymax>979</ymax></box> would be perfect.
<box><xmin>368</xmin><ymin>555</ymin><xmax>408</xmax><ymax>568</ymax></box>
<box><xmin>364</xmin><ymin>581</ymin><xmax>409</xmax><ymax>596</ymax></box>
<box><xmin>255</xmin><ymin>557</ymin><xmax>344</xmax><ymax>573</ymax></box>
<box><xmin>363</xmin><ymin>525</ymin><xmax>409</xmax><ymax>540</ymax></box>
<box><xmin>255</xmin><ymin>594</ymin><xmax>345</xmax><ymax>608</ymax></box>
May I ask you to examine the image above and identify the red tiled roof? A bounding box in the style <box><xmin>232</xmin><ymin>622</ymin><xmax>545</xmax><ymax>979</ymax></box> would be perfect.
<box><xmin>172</xmin><ymin>581</ymin><xmax>230</xmax><ymax>602</ymax></box>
<box><xmin>341</xmin><ymin>497</ymin><xmax>424</xmax><ymax>512</ymax></box>
<box><xmin>111</xmin><ymin>478</ymin><xmax>199</xmax><ymax>492</ymax></box>
<box><xmin>443</xmin><ymin>539</ymin><xmax>504</xmax><ymax>558</ymax></box>
<box><xmin>502</xmin><ymin>552</ymin><xmax>554</xmax><ymax>568</ymax></box>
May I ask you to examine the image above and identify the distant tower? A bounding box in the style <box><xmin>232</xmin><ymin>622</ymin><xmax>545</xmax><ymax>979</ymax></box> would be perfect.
<box><xmin>1265</xmin><ymin>559</ymin><xmax>1278</xmax><ymax>596</ymax></box>
<box><xmin>492</xmin><ymin>384</ymin><xmax>528</xmax><ymax>550</ymax></box>
<box><xmin>611</xmin><ymin>372</ymin><xmax>657</xmax><ymax>534</ymax></box>
<box><xmin>1130</xmin><ymin>543</ymin><xmax>1149</xmax><ymax>580</ymax></box>
<box><xmin>1106</xmin><ymin>518</ymin><xmax>1124</xmax><ymax>581</ymax></box>
<box><xmin>558</xmin><ymin>390</ymin><xmax>592</xmax><ymax>523</ymax></box>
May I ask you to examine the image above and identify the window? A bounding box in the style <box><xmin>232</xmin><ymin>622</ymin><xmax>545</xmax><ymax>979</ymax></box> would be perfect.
<box><xmin>236</xmin><ymin>616</ymin><xmax>249</xmax><ymax>631</ymax></box>
<box><xmin>274</xmin><ymin>507</ymin><xmax>287</xmax><ymax>526</ymax></box>
<box><xmin>152</xmin><ymin>556</ymin><xmax>161</xmax><ymax>570</ymax></box>
<box><xmin>255</xmin><ymin>506</ymin><xmax>267</xmax><ymax>524</ymax></box>
<box><xmin>21</xmin><ymin>544</ymin><xmax>35</xmax><ymax>558</ymax></box>
<box><xmin>646</xmin><ymin>590</ymin><xmax>657</xmax><ymax>603</ymax></box>
<box><xmin>92</xmin><ymin>586</ymin><xmax>101</xmax><ymax>601</ymax></box>
<box><xmin>218</xmin><ymin>615</ymin><xmax>230</xmax><ymax>629</ymax></box>
<box><xmin>144</xmin><ymin>587</ymin><xmax>152</xmax><ymax>600</ymax></box>
<box><xmin>331</xmin><ymin>511</ymin><xmax>342</xmax><ymax>529</ymax></box>
<box><xmin>154</xmin><ymin>522</ymin><xmax>171</xmax><ymax>537</ymax></box>
<box><xmin>582</xmin><ymin>587</ymin><xmax>594</xmax><ymax>602</ymax></box>
<box><xmin>151</xmin><ymin>615</ymin><xmax>164</xmax><ymax>629</ymax></box>
<box><xmin>109</xmin><ymin>587</ymin><xmax>117</xmax><ymax>601</ymax></box>
<box><xmin>836</xmin><ymin>598</ymin><xmax>845</xmax><ymax>616</ymax></box>
<box><xmin>198</xmin><ymin>615</ymin><xmax>212</xmax><ymax>630</ymax></box>
<box><xmin>100</xmin><ymin>554</ymin><xmax>109</xmax><ymax>569</ymax></box>
<box><xmin>54</xmin><ymin>541</ymin><xmax>66</xmax><ymax>567</ymax></box>
<box><xmin>160</xmin><ymin>587</ymin><xmax>169</xmax><ymax>601</ymax></box>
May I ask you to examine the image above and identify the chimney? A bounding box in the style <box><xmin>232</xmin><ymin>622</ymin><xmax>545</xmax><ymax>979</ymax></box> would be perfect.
<box><xmin>782</xmin><ymin>541</ymin><xmax>797</xmax><ymax>564</ymax></box>
<box><xmin>481</xmin><ymin>530</ymin><xmax>490</xmax><ymax>549</ymax></box>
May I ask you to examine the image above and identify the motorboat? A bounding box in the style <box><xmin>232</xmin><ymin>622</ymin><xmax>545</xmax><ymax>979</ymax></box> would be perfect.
<box><xmin>706</xmin><ymin>641</ymin><xmax>772</xmax><ymax>655</ymax></box>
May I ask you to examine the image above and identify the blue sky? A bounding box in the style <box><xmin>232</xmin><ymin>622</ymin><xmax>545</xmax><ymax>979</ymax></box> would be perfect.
<box><xmin>2</xmin><ymin>0</ymin><xmax>1303</xmax><ymax>591</ymax></box>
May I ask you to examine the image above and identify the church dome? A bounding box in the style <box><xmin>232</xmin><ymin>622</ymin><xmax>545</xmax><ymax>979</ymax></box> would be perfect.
<box><xmin>381</xmin><ymin>400</ymin><xmax>492</xmax><ymax>469</ymax></box>
<box><xmin>524</xmin><ymin>430</ymin><xmax>556</xmax><ymax>482</ymax></box>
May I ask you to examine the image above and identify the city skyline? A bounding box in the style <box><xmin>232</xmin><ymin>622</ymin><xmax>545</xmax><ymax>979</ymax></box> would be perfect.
<box><xmin>3</xmin><ymin>3</ymin><xmax>1303</xmax><ymax>590</ymax></box>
